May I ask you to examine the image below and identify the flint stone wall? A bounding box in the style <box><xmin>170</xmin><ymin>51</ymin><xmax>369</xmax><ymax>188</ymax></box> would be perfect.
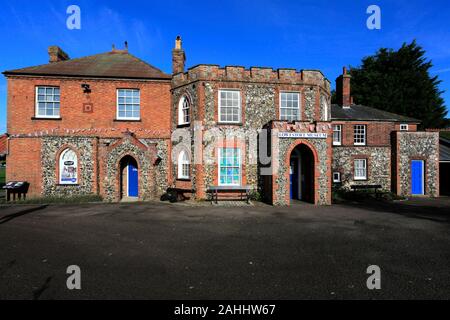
<box><xmin>397</xmin><ymin>132</ymin><xmax>439</xmax><ymax>196</ymax></box>
<box><xmin>332</xmin><ymin>147</ymin><xmax>391</xmax><ymax>191</ymax></box>
<box><xmin>41</xmin><ymin>136</ymin><xmax>95</xmax><ymax>197</ymax></box>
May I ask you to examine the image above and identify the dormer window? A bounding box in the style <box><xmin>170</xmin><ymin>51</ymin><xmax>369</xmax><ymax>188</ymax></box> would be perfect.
<box><xmin>178</xmin><ymin>95</ymin><xmax>191</xmax><ymax>125</ymax></box>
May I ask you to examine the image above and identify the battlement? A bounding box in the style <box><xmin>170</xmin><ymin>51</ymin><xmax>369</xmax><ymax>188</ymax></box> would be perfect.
<box><xmin>172</xmin><ymin>64</ymin><xmax>331</xmax><ymax>91</ymax></box>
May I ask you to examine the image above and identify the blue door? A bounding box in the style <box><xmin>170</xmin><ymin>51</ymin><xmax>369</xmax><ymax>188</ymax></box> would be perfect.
<box><xmin>411</xmin><ymin>160</ymin><xmax>424</xmax><ymax>195</ymax></box>
<box><xmin>290</xmin><ymin>160</ymin><xmax>299</xmax><ymax>200</ymax></box>
<box><xmin>128</xmin><ymin>162</ymin><xmax>139</xmax><ymax>197</ymax></box>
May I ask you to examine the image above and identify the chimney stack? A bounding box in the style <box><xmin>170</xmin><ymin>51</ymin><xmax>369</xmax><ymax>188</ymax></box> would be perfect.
<box><xmin>48</xmin><ymin>46</ymin><xmax>70</xmax><ymax>63</ymax></box>
<box><xmin>336</xmin><ymin>66</ymin><xmax>352</xmax><ymax>107</ymax></box>
<box><xmin>172</xmin><ymin>35</ymin><xmax>185</xmax><ymax>74</ymax></box>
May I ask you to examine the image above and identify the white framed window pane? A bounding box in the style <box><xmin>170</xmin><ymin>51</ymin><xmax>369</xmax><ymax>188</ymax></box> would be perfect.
<box><xmin>117</xmin><ymin>89</ymin><xmax>140</xmax><ymax>119</ymax></box>
<box><xmin>219</xmin><ymin>148</ymin><xmax>241</xmax><ymax>186</ymax></box>
<box><xmin>219</xmin><ymin>90</ymin><xmax>240</xmax><ymax>123</ymax></box>
<box><xmin>354</xmin><ymin>159</ymin><xmax>367</xmax><ymax>180</ymax></box>
<box><xmin>354</xmin><ymin>125</ymin><xmax>366</xmax><ymax>145</ymax></box>
<box><xmin>280</xmin><ymin>92</ymin><xmax>300</xmax><ymax>121</ymax></box>
<box><xmin>36</xmin><ymin>86</ymin><xmax>60</xmax><ymax>117</ymax></box>
<box><xmin>333</xmin><ymin>125</ymin><xmax>342</xmax><ymax>145</ymax></box>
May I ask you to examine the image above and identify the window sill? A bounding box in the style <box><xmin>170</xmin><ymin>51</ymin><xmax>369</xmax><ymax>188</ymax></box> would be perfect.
<box><xmin>114</xmin><ymin>119</ymin><xmax>142</xmax><ymax>122</ymax></box>
<box><xmin>31</xmin><ymin>117</ymin><xmax>62</xmax><ymax>121</ymax></box>
<box><xmin>56</xmin><ymin>184</ymin><xmax>80</xmax><ymax>186</ymax></box>
<box><xmin>177</xmin><ymin>123</ymin><xmax>191</xmax><ymax>128</ymax></box>
<box><xmin>217</xmin><ymin>122</ymin><xmax>243</xmax><ymax>126</ymax></box>
<box><xmin>177</xmin><ymin>178</ymin><xmax>191</xmax><ymax>182</ymax></box>
<box><xmin>353</xmin><ymin>179</ymin><xmax>368</xmax><ymax>182</ymax></box>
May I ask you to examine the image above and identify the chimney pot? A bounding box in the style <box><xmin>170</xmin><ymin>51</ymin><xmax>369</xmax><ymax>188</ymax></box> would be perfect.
<box><xmin>172</xmin><ymin>35</ymin><xmax>185</xmax><ymax>74</ymax></box>
<box><xmin>48</xmin><ymin>46</ymin><xmax>70</xmax><ymax>63</ymax></box>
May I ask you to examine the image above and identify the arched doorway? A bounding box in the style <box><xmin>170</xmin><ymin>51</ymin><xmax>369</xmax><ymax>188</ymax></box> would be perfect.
<box><xmin>289</xmin><ymin>144</ymin><xmax>315</xmax><ymax>203</ymax></box>
<box><xmin>120</xmin><ymin>155</ymin><xmax>139</xmax><ymax>199</ymax></box>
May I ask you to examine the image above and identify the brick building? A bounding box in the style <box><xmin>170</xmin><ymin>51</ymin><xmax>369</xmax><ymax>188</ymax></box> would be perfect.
<box><xmin>3</xmin><ymin>38</ymin><xmax>440</xmax><ymax>204</ymax></box>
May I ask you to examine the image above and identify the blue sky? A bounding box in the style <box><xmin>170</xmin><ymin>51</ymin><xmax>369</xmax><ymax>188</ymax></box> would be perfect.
<box><xmin>0</xmin><ymin>0</ymin><xmax>449</xmax><ymax>133</ymax></box>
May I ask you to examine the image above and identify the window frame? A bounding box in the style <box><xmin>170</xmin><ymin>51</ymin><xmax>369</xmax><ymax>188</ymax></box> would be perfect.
<box><xmin>400</xmin><ymin>124</ymin><xmax>409</xmax><ymax>131</ymax></box>
<box><xmin>333</xmin><ymin>124</ymin><xmax>342</xmax><ymax>146</ymax></box>
<box><xmin>218</xmin><ymin>89</ymin><xmax>241</xmax><ymax>124</ymax></box>
<box><xmin>354</xmin><ymin>159</ymin><xmax>368</xmax><ymax>181</ymax></box>
<box><xmin>177</xmin><ymin>150</ymin><xmax>190</xmax><ymax>180</ymax></box>
<box><xmin>279</xmin><ymin>91</ymin><xmax>301</xmax><ymax>122</ymax></box>
<box><xmin>218</xmin><ymin>148</ymin><xmax>242</xmax><ymax>186</ymax></box>
<box><xmin>116</xmin><ymin>88</ymin><xmax>141</xmax><ymax>121</ymax></box>
<box><xmin>353</xmin><ymin>125</ymin><xmax>367</xmax><ymax>146</ymax></box>
<box><xmin>333</xmin><ymin>172</ymin><xmax>341</xmax><ymax>183</ymax></box>
<box><xmin>35</xmin><ymin>86</ymin><xmax>61</xmax><ymax>119</ymax></box>
<box><xmin>178</xmin><ymin>95</ymin><xmax>191</xmax><ymax>125</ymax></box>
<box><xmin>59</xmin><ymin>148</ymin><xmax>78</xmax><ymax>185</ymax></box>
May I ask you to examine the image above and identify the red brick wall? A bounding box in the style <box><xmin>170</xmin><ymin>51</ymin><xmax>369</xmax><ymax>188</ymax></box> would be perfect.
<box><xmin>6</xmin><ymin>138</ymin><xmax>42</xmax><ymax>196</ymax></box>
<box><xmin>7</xmin><ymin>76</ymin><xmax>172</xmax><ymax>138</ymax></box>
<box><xmin>332</xmin><ymin>121</ymin><xmax>417</xmax><ymax>147</ymax></box>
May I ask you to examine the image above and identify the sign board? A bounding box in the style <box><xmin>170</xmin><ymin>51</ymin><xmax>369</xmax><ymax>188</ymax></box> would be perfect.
<box><xmin>278</xmin><ymin>132</ymin><xmax>327</xmax><ymax>139</ymax></box>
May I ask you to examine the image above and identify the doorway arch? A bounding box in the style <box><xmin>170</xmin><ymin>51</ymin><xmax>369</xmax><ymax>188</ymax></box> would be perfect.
<box><xmin>120</xmin><ymin>155</ymin><xmax>139</xmax><ymax>199</ymax></box>
<box><xmin>288</xmin><ymin>143</ymin><xmax>315</xmax><ymax>203</ymax></box>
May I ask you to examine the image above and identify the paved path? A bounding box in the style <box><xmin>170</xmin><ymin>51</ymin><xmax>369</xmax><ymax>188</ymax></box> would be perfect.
<box><xmin>0</xmin><ymin>198</ymin><xmax>449</xmax><ymax>299</ymax></box>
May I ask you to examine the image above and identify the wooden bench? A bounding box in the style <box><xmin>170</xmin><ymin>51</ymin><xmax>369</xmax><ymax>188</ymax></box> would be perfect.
<box><xmin>206</xmin><ymin>186</ymin><xmax>252</xmax><ymax>204</ymax></box>
<box><xmin>350</xmin><ymin>184</ymin><xmax>383</xmax><ymax>198</ymax></box>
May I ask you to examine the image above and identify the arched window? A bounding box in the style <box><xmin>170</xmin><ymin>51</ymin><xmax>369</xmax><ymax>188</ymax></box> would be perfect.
<box><xmin>59</xmin><ymin>149</ymin><xmax>78</xmax><ymax>185</ymax></box>
<box><xmin>178</xmin><ymin>95</ymin><xmax>190</xmax><ymax>125</ymax></box>
<box><xmin>177</xmin><ymin>150</ymin><xmax>190</xmax><ymax>179</ymax></box>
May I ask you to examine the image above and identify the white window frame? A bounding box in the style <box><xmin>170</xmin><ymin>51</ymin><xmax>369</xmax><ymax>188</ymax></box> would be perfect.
<box><xmin>279</xmin><ymin>91</ymin><xmax>301</xmax><ymax>122</ymax></box>
<box><xmin>333</xmin><ymin>124</ymin><xmax>342</xmax><ymax>146</ymax></box>
<box><xmin>178</xmin><ymin>95</ymin><xmax>190</xmax><ymax>125</ymax></box>
<box><xmin>117</xmin><ymin>89</ymin><xmax>140</xmax><ymax>120</ymax></box>
<box><xmin>400</xmin><ymin>124</ymin><xmax>409</xmax><ymax>131</ymax></box>
<box><xmin>218</xmin><ymin>90</ymin><xmax>241</xmax><ymax>124</ymax></box>
<box><xmin>354</xmin><ymin>159</ymin><xmax>367</xmax><ymax>181</ymax></box>
<box><xmin>59</xmin><ymin>149</ymin><xmax>78</xmax><ymax>185</ymax></box>
<box><xmin>354</xmin><ymin>125</ymin><xmax>367</xmax><ymax>146</ymax></box>
<box><xmin>177</xmin><ymin>150</ymin><xmax>190</xmax><ymax>179</ymax></box>
<box><xmin>218</xmin><ymin>148</ymin><xmax>241</xmax><ymax>186</ymax></box>
<box><xmin>35</xmin><ymin>86</ymin><xmax>61</xmax><ymax>119</ymax></box>
<box><xmin>333</xmin><ymin>172</ymin><xmax>341</xmax><ymax>183</ymax></box>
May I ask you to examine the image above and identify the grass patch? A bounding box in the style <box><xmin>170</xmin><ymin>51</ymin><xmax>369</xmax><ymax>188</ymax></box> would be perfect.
<box><xmin>0</xmin><ymin>194</ymin><xmax>103</xmax><ymax>205</ymax></box>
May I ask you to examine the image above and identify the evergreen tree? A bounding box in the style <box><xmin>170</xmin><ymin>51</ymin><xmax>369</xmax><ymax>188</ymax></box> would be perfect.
<box><xmin>349</xmin><ymin>40</ymin><xmax>448</xmax><ymax>128</ymax></box>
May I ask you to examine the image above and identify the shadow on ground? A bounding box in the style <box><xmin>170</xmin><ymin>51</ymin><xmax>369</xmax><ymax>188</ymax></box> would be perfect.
<box><xmin>0</xmin><ymin>205</ymin><xmax>48</xmax><ymax>225</ymax></box>
<box><xmin>338</xmin><ymin>197</ymin><xmax>450</xmax><ymax>224</ymax></box>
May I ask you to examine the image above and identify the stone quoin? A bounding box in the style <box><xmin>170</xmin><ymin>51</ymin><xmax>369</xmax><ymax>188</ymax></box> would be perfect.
<box><xmin>2</xmin><ymin>38</ymin><xmax>440</xmax><ymax>204</ymax></box>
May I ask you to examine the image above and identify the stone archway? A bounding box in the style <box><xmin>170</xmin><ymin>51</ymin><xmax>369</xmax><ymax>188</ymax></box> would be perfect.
<box><xmin>103</xmin><ymin>133</ymin><xmax>158</xmax><ymax>202</ymax></box>
<box><xmin>289</xmin><ymin>144</ymin><xmax>315</xmax><ymax>203</ymax></box>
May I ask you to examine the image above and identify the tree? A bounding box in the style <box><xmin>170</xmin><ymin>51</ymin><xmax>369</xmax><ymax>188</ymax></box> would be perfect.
<box><xmin>349</xmin><ymin>40</ymin><xmax>448</xmax><ymax>128</ymax></box>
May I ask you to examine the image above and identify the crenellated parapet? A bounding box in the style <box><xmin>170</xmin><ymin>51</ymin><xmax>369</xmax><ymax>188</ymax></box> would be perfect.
<box><xmin>172</xmin><ymin>64</ymin><xmax>331</xmax><ymax>92</ymax></box>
